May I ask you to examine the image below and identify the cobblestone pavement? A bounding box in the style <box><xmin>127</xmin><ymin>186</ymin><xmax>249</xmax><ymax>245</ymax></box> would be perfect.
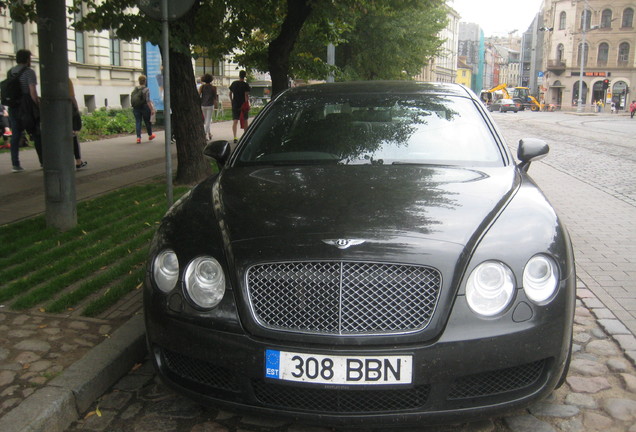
<box><xmin>63</xmin><ymin>112</ymin><xmax>636</xmax><ymax>432</ymax></box>
<box><xmin>0</xmin><ymin>310</ymin><xmax>114</xmax><ymax>417</ymax></box>
<box><xmin>64</xmin><ymin>286</ymin><xmax>636</xmax><ymax>432</ymax></box>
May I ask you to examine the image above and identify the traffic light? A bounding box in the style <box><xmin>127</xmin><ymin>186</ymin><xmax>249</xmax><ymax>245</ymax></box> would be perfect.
<box><xmin>602</xmin><ymin>79</ymin><xmax>610</xmax><ymax>90</ymax></box>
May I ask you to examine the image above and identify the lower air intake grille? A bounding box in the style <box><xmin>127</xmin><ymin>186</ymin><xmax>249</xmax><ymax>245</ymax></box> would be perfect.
<box><xmin>162</xmin><ymin>348</ymin><xmax>241</xmax><ymax>392</ymax></box>
<box><xmin>253</xmin><ymin>379</ymin><xmax>430</xmax><ymax>413</ymax></box>
<box><xmin>448</xmin><ymin>359</ymin><xmax>546</xmax><ymax>400</ymax></box>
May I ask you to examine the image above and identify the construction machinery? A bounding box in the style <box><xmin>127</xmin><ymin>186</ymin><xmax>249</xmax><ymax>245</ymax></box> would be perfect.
<box><xmin>480</xmin><ymin>84</ymin><xmax>543</xmax><ymax>111</ymax></box>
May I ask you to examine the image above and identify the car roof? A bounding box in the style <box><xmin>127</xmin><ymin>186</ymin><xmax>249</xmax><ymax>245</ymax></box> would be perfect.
<box><xmin>279</xmin><ymin>81</ymin><xmax>477</xmax><ymax>100</ymax></box>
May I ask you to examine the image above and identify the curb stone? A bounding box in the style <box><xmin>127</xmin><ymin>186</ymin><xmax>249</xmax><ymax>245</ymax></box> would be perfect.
<box><xmin>0</xmin><ymin>313</ymin><xmax>146</xmax><ymax>432</ymax></box>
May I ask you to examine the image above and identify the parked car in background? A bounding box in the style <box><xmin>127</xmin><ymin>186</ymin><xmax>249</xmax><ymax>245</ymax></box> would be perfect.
<box><xmin>145</xmin><ymin>81</ymin><xmax>575</xmax><ymax>427</ymax></box>
<box><xmin>488</xmin><ymin>98</ymin><xmax>521</xmax><ymax>113</ymax></box>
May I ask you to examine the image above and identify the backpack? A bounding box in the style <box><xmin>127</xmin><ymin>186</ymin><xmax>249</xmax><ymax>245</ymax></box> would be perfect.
<box><xmin>1</xmin><ymin>66</ymin><xmax>28</xmax><ymax>107</ymax></box>
<box><xmin>131</xmin><ymin>86</ymin><xmax>146</xmax><ymax>108</ymax></box>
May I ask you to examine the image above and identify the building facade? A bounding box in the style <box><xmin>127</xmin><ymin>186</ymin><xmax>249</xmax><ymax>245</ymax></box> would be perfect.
<box><xmin>541</xmin><ymin>0</ymin><xmax>635</xmax><ymax>110</ymax></box>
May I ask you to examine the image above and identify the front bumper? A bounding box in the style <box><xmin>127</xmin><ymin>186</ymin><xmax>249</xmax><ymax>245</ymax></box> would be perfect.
<box><xmin>145</xmin><ymin>278</ymin><xmax>574</xmax><ymax>426</ymax></box>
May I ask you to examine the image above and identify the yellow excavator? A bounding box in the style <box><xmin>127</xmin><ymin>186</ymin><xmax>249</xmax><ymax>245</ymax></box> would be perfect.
<box><xmin>481</xmin><ymin>84</ymin><xmax>543</xmax><ymax>111</ymax></box>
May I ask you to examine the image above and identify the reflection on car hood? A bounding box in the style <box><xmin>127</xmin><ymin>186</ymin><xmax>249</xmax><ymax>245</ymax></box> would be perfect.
<box><xmin>214</xmin><ymin>165</ymin><xmax>518</xmax><ymax>247</ymax></box>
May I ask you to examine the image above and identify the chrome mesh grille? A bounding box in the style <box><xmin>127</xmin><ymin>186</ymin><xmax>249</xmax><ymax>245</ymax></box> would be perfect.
<box><xmin>247</xmin><ymin>261</ymin><xmax>441</xmax><ymax>335</ymax></box>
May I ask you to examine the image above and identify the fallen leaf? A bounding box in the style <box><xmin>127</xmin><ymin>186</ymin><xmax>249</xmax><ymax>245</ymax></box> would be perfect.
<box><xmin>131</xmin><ymin>363</ymin><xmax>142</xmax><ymax>372</ymax></box>
<box><xmin>84</xmin><ymin>411</ymin><xmax>96</xmax><ymax>419</ymax></box>
<box><xmin>144</xmin><ymin>222</ymin><xmax>151</xmax><ymax>227</ymax></box>
<box><xmin>67</xmin><ymin>307</ymin><xmax>75</xmax><ymax>311</ymax></box>
<box><xmin>135</xmin><ymin>282</ymin><xmax>143</xmax><ymax>290</ymax></box>
<box><xmin>82</xmin><ymin>230</ymin><xmax>88</xmax><ymax>235</ymax></box>
<box><xmin>22</xmin><ymin>363</ymin><xmax>30</xmax><ymax>370</ymax></box>
<box><xmin>96</xmin><ymin>406</ymin><xmax>102</xmax><ymax>417</ymax></box>
<box><xmin>39</xmin><ymin>308</ymin><xmax>46</xmax><ymax>313</ymax></box>
<box><xmin>38</xmin><ymin>324</ymin><xmax>48</xmax><ymax>329</ymax></box>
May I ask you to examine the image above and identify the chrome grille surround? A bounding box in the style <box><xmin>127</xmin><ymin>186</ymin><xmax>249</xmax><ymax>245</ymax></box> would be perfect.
<box><xmin>246</xmin><ymin>261</ymin><xmax>442</xmax><ymax>335</ymax></box>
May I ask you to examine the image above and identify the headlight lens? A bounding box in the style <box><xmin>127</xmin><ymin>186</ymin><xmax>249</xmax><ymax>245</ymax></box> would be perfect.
<box><xmin>523</xmin><ymin>255</ymin><xmax>558</xmax><ymax>303</ymax></box>
<box><xmin>466</xmin><ymin>261</ymin><xmax>515</xmax><ymax>316</ymax></box>
<box><xmin>184</xmin><ymin>256</ymin><xmax>225</xmax><ymax>309</ymax></box>
<box><xmin>152</xmin><ymin>249</ymin><xmax>179</xmax><ymax>293</ymax></box>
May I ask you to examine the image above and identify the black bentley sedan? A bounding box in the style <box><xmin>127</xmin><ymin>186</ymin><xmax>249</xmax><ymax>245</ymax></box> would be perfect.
<box><xmin>144</xmin><ymin>81</ymin><xmax>575</xmax><ymax>426</ymax></box>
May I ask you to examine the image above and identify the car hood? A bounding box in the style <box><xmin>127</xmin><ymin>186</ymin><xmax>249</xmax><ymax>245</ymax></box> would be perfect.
<box><xmin>214</xmin><ymin>164</ymin><xmax>518</xmax><ymax>250</ymax></box>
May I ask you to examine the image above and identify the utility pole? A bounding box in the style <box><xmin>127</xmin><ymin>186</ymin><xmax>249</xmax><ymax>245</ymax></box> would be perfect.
<box><xmin>577</xmin><ymin>0</ymin><xmax>589</xmax><ymax>113</ymax></box>
<box><xmin>36</xmin><ymin>0</ymin><xmax>76</xmax><ymax>230</ymax></box>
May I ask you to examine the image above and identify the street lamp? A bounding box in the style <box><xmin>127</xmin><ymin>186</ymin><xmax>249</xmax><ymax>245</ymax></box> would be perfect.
<box><xmin>576</xmin><ymin>0</ymin><xmax>598</xmax><ymax>113</ymax></box>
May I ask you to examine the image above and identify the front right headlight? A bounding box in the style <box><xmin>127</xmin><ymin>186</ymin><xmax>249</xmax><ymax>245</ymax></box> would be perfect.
<box><xmin>184</xmin><ymin>256</ymin><xmax>226</xmax><ymax>309</ymax></box>
<box><xmin>152</xmin><ymin>249</ymin><xmax>179</xmax><ymax>293</ymax></box>
<box><xmin>523</xmin><ymin>255</ymin><xmax>559</xmax><ymax>303</ymax></box>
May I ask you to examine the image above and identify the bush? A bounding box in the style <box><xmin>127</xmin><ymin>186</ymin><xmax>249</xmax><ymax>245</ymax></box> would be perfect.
<box><xmin>78</xmin><ymin>108</ymin><xmax>136</xmax><ymax>140</ymax></box>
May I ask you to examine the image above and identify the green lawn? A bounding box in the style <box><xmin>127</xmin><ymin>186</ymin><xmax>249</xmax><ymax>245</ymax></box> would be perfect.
<box><xmin>0</xmin><ymin>182</ymin><xmax>189</xmax><ymax>318</ymax></box>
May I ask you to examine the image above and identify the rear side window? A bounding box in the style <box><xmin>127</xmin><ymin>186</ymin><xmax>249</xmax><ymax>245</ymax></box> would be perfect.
<box><xmin>236</xmin><ymin>93</ymin><xmax>504</xmax><ymax>167</ymax></box>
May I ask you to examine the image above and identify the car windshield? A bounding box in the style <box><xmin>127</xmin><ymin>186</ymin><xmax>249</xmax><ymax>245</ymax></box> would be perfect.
<box><xmin>235</xmin><ymin>92</ymin><xmax>504</xmax><ymax>167</ymax></box>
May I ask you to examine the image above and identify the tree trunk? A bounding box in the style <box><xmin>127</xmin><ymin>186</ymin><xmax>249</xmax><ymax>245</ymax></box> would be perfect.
<box><xmin>169</xmin><ymin>48</ymin><xmax>211</xmax><ymax>185</ymax></box>
<box><xmin>268</xmin><ymin>0</ymin><xmax>313</xmax><ymax>96</ymax></box>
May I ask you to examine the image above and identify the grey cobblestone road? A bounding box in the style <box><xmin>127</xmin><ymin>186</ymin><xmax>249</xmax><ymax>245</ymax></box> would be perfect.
<box><xmin>65</xmin><ymin>112</ymin><xmax>636</xmax><ymax>432</ymax></box>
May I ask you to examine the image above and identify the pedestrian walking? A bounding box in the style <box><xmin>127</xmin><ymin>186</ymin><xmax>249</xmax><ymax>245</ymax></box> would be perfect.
<box><xmin>199</xmin><ymin>73</ymin><xmax>217</xmax><ymax>140</ymax></box>
<box><xmin>6</xmin><ymin>49</ymin><xmax>42</xmax><ymax>172</ymax></box>
<box><xmin>610</xmin><ymin>101</ymin><xmax>616</xmax><ymax>114</ymax></box>
<box><xmin>131</xmin><ymin>75</ymin><xmax>156</xmax><ymax>144</ymax></box>
<box><xmin>229</xmin><ymin>70</ymin><xmax>251</xmax><ymax>143</ymax></box>
<box><xmin>69</xmin><ymin>79</ymin><xmax>87</xmax><ymax>170</ymax></box>
<box><xmin>630</xmin><ymin>100</ymin><xmax>636</xmax><ymax>119</ymax></box>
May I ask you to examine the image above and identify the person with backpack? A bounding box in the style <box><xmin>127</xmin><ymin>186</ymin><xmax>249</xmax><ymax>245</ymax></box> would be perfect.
<box><xmin>4</xmin><ymin>49</ymin><xmax>42</xmax><ymax>172</ymax></box>
<box><xmin>131</xmin><ymin>75</ymin><xmax>156</xmax><ymax>144</ymax></box>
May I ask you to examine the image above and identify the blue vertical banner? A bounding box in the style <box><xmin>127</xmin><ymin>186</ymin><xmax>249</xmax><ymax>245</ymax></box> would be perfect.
<box><xmin>145</xmin><ymin>42</ymin><xmax>164</xmax><ymax>111</ymax></box>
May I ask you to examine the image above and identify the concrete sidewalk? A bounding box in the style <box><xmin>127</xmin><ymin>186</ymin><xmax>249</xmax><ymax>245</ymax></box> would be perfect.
<box><xmin>0</xmin><ymin>120</ymin><xmax>237</xmax><ymax>226</ymax></box>
<box><xmin>0</xmin><ymin>121</ymin><xmax>237</xmax><ymax>432</ymax></box>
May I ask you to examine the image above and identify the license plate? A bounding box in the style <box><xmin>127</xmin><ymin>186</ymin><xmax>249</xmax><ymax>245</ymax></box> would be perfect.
<box><xmin>265</xmin><ymin>349</ymin><xmax>412</xmax><ymax>385</ymax></box>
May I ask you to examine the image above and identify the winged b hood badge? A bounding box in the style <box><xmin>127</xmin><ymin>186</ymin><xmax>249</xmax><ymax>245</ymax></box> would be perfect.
<box><xmin>322</xmin><ymin>239</ymin><xmax>366</xmax><ymax>249</ymax></box>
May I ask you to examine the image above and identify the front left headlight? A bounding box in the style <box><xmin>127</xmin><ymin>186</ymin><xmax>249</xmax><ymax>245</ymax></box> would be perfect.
<box><xmin>523</xmin><ymin>255</ymin><xmax>559</xmax><ymax>303</ymax></box>
<box><xmin>184</xmin><ymin>256</ymin><xmax>226</xmax><ymax>309</ymax></box>
<box><xmin>466</xmin><ymin>261</ymin><xmax>515</xmax><ymax>316</ymax></box>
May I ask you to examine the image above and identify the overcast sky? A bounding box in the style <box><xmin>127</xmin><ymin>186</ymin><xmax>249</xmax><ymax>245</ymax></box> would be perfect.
<box><xmin>450</xmin><ymin>0</ymin><xmax>544</xmax><ymax>37</ymax></box>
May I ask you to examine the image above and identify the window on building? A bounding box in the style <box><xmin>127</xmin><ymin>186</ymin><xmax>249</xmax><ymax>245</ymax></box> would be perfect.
<box><xmin>622</xmin><ymin>8</ymin><xmax>634</xmax><ymax>28</ymax></box>
<box><xmin>618</xmin><ymin>42</ymin><xmax>630</xmax><ymax>65</ymax></box>
<box><xmin>11</xmin><ymin>21</ymin><xmax>25</xmax><ymax>51</ymax></box>
<box><xmin>601</xmin><ymin>9</ymin><xmax>613</xmax><ymax>28</ymax></box>
<box><xmin>74</xmin><ymin>10</ymin><xmax>85</xmax><ymax>63</ymax></box>
<box><xmin>556</xmin><ymin>44</ymin><xmax>564</xmax><ymax>62</ymax></box>
<box><xmin>577</xmin><ymin>42</ymin><xmax>589</xmax><ymax>66</ymax></box>
<box><xmin>580</xmin><ymin>9</ymin><xmax>591</xmax><ymax>31</ymax></box>
<box><xmin>597</xmin><ymin>43</ymin><xmax>609</xmax><ymax>66</ymax></box>
<box><xmin>110</xmin><ymin>31</ymin><xmax>121</xmax><ymax>66</ymax></box>
<box><xmin>559</xmin><ymin>12</ymin><xmax>567</xmax><ymax>30</ymax></box>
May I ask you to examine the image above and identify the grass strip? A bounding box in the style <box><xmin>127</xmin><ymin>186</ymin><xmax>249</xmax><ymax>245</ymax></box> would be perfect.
<box><xmin>10</xmin><ymin>231</ymin><xmax>152</xmax><ymax>309</ymax></box>
<box><xmin>0</xmin><ymin>186</ymin><xmax>163</xmax><ymax>266</ymax></box>
<box><xmin>0</xmin><ymin>194</ymin><xmax>162</xmax><ymax>281</ymax></box>
<box><xmin>0</xmin><ymin>205</ymin><xmax>161</xmax><ymax>300</ymax></box>
<box><xmin>45</xmin><ymin>246</ymin><xmax>147</xmax><ymax>313</ymax></box>
<box><xmin>81</xmin><ymin>263</ymin><xmax>146</xmax><ymax>317</ymax></box>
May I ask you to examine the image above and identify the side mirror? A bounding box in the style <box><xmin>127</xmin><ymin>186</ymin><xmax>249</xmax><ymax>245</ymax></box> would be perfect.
<box><xmin>203</xmin><ymin>140</ymin><xmax>231</xmax><ymax>166</ymax></box>
<box><xmin>517</xmin><ymin>138</ymin><xmax>549</xmax><ymax>172</ymax></box>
